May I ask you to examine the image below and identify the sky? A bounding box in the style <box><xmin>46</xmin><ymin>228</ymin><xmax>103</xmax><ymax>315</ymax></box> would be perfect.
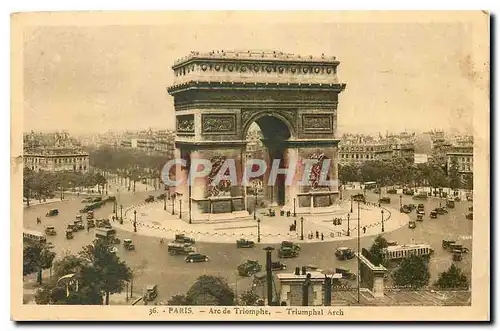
<box><xmin>23</xmin><ymin>19</ymin><xmax>477</xmax><ymax>135</ymax></box>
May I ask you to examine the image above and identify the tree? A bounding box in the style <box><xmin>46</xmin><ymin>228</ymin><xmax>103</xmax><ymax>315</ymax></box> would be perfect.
<box><xmin>184</xmin><ymin>275</ymin><xmax>235</xmax><ymax>306</ymax></box>
<box><xmin>462</xmin><ymin>174</ymin><xmax>473</xmax><ymax>191</ymax></box>
<box><xmin>338</xmin><ymin>164</ymin><xmax>360</xmax><ymax>184</ymax></box>
<box><xmin>392</xmin><ymin>254</ymin><xmax>430</xmax><ymax>289</ymax></box>
<box><xmin>239</xmin><ymin>289</ymin><xmax>259</xmax><ymax>306</ymax></box>
<box><xmin>434</xmin><ymin>264</ymin><xmax>469</xmax><ymax>290</ymax></box>
<box><xmin>78</xmin><ymin>239</ymin><xmax>132</xmax><ymax>305</ymax></box>
<box><xmin>367</xmin><ymin>235</ymin><xmax>389</xmax><ymax>266</ymax></box>
<box><xmin>167</xmin><ymin>294</ymin><xmax>188</xmax><ymax>305</ymax></box>
<box><xmin>23</xmin><ymin>242</ymin><xmax>56</xmax><ymax>284</ymax></box>
<box><xmin>23</xmin><ymin>167</ymin><xmax>35</xmax><ymax>207</ymax></box>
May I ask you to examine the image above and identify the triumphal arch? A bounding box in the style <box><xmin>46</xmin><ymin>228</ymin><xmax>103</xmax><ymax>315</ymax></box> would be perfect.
<box><xmin>167</xmin><ymin>50</ymin><xmax>346</xmax><ymax>222</ymax></box>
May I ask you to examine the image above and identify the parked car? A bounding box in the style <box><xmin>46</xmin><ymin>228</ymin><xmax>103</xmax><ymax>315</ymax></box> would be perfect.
<box><xmin>236</xmin><ymin>239</ymin><xmax>255</xmax><ymax>248</ymax></box>
<box><xmin>46</xmin><ymin>209</ymin><xmax>59</xmax><ymax>217</ymax></box>
<box><xmin>335</xmin><ymin>247</ymin><xmax>355</xmax><ymax>260</ymax></box>
<box><xmin>185</xmin><ymin>253</ymin><xmax>209</xmax><ymax>263</ymax></box>
<box><xmin>237</xmin><ymin>260</ymin><xmax>262</xmax><ymax>277</ymax></box>
<box><xmin>145</xmin><ymin>195</ymin><xmax>155</xmax><ymax>203</ymax></box>
<box><xmin>271</xmin><ymin>261</ymin><xmax>287</xmax><ymax>271</ymax></box>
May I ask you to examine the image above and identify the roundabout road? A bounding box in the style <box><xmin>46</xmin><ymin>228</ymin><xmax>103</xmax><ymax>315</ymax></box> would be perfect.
<box><xmin>23</xmin><ymin>188</ymin><xmax>473</xmax><ymax>304</ymax></box>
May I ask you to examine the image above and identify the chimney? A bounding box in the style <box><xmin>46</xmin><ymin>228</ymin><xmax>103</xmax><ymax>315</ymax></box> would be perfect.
<box><xmin>295</xmin><ymin>267</ymin><xmax>300</xmax><ymax>276</ymax></box>
<box><xmin>301</xmin><ymin>266</ymin><xmax>306</xmax><ymax>275</ymax></box>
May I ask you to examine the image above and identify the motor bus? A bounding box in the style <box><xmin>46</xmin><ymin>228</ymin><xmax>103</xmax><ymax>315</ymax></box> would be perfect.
<box><xmin>23</xmin><ymin>229</ymin><xmax>47</xmax><ymax>244</ymax></box>
<box><xmin>382</xmin><ymin>244</ymin><xmax>433</xmax><ymax>261</ymax></box>
<box><xmin>363</xmin><ymin>182</ymin><xmax>377</xmax><ymax>190</ymax></box>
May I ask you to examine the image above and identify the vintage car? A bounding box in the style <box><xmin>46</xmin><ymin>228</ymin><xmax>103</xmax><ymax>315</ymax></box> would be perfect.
<box><xmin>466</xmin><ymin>213</ymin><xmax>473</xmax><ymax>220</ymax></box>
<box><xmin>65</xmin><ymin>229</ymin><xmax>74</xmax><ymax>239</ymax></box>
<box><xmin>400</xmin><ymin>205</ymin><xmax>411</xmax><ymax>213</ymax></box>
<box><xmin>156</xmin><ymin>193</ymin><xmax>166</xmax><ymax>200</ymax></box>
<box><xmin>74</xmin><ymin>220</ymin><xmax>85</xmax><ymax>231</ymax></box>
<box><xmin>446</xmin><ymin>199</ymin><xmax>455</xmax><ymax>209</ymax></box>
<box><xmin>379</xmin><ymin>197</ymin><xmax>391</xmax><ymax>204</ymax></box>
<box><xmin>167</xmin><ymin>242</ymin><xmax>195</xmax><ymax>255</ymax></box>
<box><xmin>335</xmin><ymin>247</ymin><xmax>355</xmax><ymax>260</ymax></box>
<box><xmin>435</xmin><ymin>207</ymin><xmax>448</xmax><ymax>215</ymax></box>
<box><xmin>44</xmin><ymin>226</ymin><xmax>57</xmax><ymax>236</ymax></box>
<box><xmin>46</xmin><ymin>209</ymin><xmax>59</xmax><ymax>217</ymax></box>
<box><xmin>413</xmin><ymin>193</ymin><xmax>428</xmax><ymax>200</ymax></box>
<box><xmin>408</xmin><ymin>204</ymin><xmax>417</xmax><ymax>210</ymax></box>
<box><xmin>236</xmin><ymin>239</ymin><xmax>255</xmax><ymax>248</ymax></box>
<box><xmin>449</xmin><ymin>244</ymin><xmax>469</xmax><ymax>254</ymax></box>
<box><xmin>123</xmin><ymin>239</ymin><xmax>135</xmax><ymax>251</ymax></box>
<box><xmin>387</xmin><ymin>188</ymin><xmax>397</xmax><ymax>194</ymax></box>
<box><xmin>417</xmin><ymin>209</ymin><xmax>425</xmax><ymax>216</ymax></box>
<box><xmin>430</xmin><ymin>210</ymin><xmax>438</xmax><ymax>219</ymax></box>
<box><xmin>87</xmin><ymin>219</ymin><xmax>95</xmax><ymax>228</ymax></box>
<box><xmin>335</xmin><ymin>268</ymin><xmax>356</xmax><ymax>280</ymax></box>
<box><xmin>185</xmin><ymin>253</ymin><xmax>209</xmax><ymax>263</ymax></box>
<box><xmin>87</xmin><ymin>211</ymin><xmax>94</xmax><ymax>219</ymax></box>
<box><xmin>174</xmin><ymin>234</ymin><xmax>195</xmax><ymax>245</ymax></box>
<box><xmin>408</xmin><ymin>220</ymin><xmax>417</xmax><ymax>229</ymax></box>
<box><xmin>96</xmin><ymin>219</ymin><xmax>111</xmax><ymax>228</ymax></box>
<box><xmin>442</xmin><ymin>240</ymin><xmax>456</xmax><ymax>249</ymax></box>
<box><xmin>417</xmin><ymin>214</ymin><xmax>424</xmax><ymax>222</ymax></box>
<box><xmin>403</xmin><ymin>188</ymin><xmax>415</xmax><ymax>196</ymax></box>
<box><xmin>281</xmin><ymin>241</ymin><xmax>301</xmax><ymax>252</ymax></box>
<box><xmin>145</xmin><ymin>195</ymin><xmax>155</xmax><ymax>203</ymax></box>
<box><xmin>278</xmin><ymin>246</ymin><xmax>299</xmax><ymax>258</ymax></box>
<box><xmin>271</xmin><ymin>261</ymin><xmax>287</xmax><ymax>271</ymax></box>
<box><xmin>67</xmin><ymin>224</ymin><xmax>77</xmax><ymax>233</ymax></box>
<box><xmin>352</xmin><ymin>194</ymin><xmax>366</xmax><ymax>203</ymax></box>
<box><xmin>417</xmin><ymin>204</ymin><xmax>425</xmax><ymax>211</ymax></box>
<box><xmin>144</xmin><ymin>284</ymin><xmax>158</xmax><ymax>301</ymax></box>
<box><xmin>468</xmin><ymin>206</ymin><xmax>473</xmax><ymax>212</ymax></box>
<box><xmin>76</xmin><ymin>214</ymin><xmax>83</xmax><ymax>222</ymax></box>
<box><xmin>237</xmin><ymin>260</ymin><xmax>262</xmax><ymax>277</ymax></box>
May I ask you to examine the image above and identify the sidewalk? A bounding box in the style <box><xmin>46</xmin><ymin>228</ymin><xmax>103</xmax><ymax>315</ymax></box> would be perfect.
<box><xmin>111</xmin><ymin>200</ymin><xmax>409</xmax><ymax>244</ymax></box>
<box><xmin>23</xmin><ymin>198</ymin><xmax>61</xmax><ymax>208</ymax></box>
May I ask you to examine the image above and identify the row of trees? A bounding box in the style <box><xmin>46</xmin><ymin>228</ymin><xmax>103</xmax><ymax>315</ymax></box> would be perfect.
<box><xmin>368</xmin><ymin>235</ymin><xmax>470</xmax><ymax>290</ymax></box>
<box><xmin>24</xmin><ymin>239</ymin><xmax>132</xmax><ymax>305</ymax></box>
<box><xmin>339</xmin><ymin>157</ymin><xmax>473</xmax><ymax>191</ymax></box>
<box><xmin>23</xmin><ymin>167</ymin><xmax>107</xmax><ymax>206</ymax></box>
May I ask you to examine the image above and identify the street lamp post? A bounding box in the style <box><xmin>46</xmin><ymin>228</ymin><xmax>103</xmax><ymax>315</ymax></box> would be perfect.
<box><xmin>293</xmin><ymin>198</ymin><xmax>296</xmax><ymax>217</ymax></box>
<box><xmin>257</xmin><ymin>218</ymin><xmax>261</xmax><ymax>243</ymax></box>
<box><xmin>399</xmin><ymin>195</ymin><xmax>402</xmax><ymax>211</ymax></box>
<box><xmin>254</xmin><ymin>188</ymin><xmax>258</xmax><ymax>220</ymax></box>
<box><xmin>172</xmin><ymin>195</ymin><xmax>175</xmax><ymax>215</ymax></box>
<box><xmin>163</xmin><ymin>195</ymin><xmax>166</xmax><ymax>211</ymax></box>
<box><xmin>350</xmin><ymin>196</ymin><xmax>353</xmax><ymax>213</ymax></box>
<box><xmin>179</xmin><ymin>200</ymin><xmax>182</xmax><ymax>219</ymax></box>
<box><xmin>263</xmin><ymin>246</ymin><xmax>275</xmax><ymax>306</ymax></box>
<box><xmin>381</xmin><ymin>209</ymin><xmax>385</xmax><ymax>233</ymax></box>
<box><xmin>347</xmin><ymin>213</ymin><xmax>350</xmax><ymax>237</ymax></box>
<box><xmin>133</xmin><ymin>210</ymin><xmax>137</xmax><ymax>233</ymax></box>
<box><xmin>300</xmin><ymin>216</ymin><xmax>304</xmax><ymax>241</ymax></box>
<box><xmin>120</xmin><ymin>204</ymin><xmax>123</xmax><ymax>223</ymax></box>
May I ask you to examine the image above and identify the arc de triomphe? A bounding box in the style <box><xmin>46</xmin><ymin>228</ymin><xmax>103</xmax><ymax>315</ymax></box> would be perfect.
<box><xmin>167</xmin><ymin>50</ymin><xmax>346</xmax><ymax>222</ymax></box>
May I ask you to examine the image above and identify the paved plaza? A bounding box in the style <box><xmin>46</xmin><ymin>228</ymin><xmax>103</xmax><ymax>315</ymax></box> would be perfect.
<box><xmin>114</xmin><ymin>196</ymin><xmax>409</xmax><ymax>244</ymax></box>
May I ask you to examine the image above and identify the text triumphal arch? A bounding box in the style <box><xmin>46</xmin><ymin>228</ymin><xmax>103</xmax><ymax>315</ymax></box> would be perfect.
<box><xmin>167</xmin><ymin>50</ymin><xmax>346</xmax><ymax>222</ymax></box>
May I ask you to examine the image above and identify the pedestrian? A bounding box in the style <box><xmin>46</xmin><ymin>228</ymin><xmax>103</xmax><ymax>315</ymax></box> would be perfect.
<box><xmin>321</xmin><ymin>233</ymin><xmax>324</xmax><ymax>241</ymax></box>
<box><xmin>294</xmin><ymin>219</ymin><xmax>297</xmax><ymax>227</ymax></box>
<box><xmin>87</xmin><ymin>226</ymin><xmax>90</xmax><ymax>232</ymax></box>
<box><xmin>315</xmin><ymin>231</ymin><xmax>319</xmax><ymax>239</ymax></box>
<box><xmin>363</xmin><ymin>226</ymin><xmax>366</xmax><ymax>234</ymax></box>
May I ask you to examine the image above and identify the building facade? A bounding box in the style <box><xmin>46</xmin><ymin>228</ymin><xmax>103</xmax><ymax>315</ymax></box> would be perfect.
<box><xmin>446</xmin><ymin>136</ymin><xmax>473</xmax><ymax>177</ymax></box>
<box><xmin>24</xmin><ymin>147</ymin><xmax>90</xmax><ymax>173</ymax></box>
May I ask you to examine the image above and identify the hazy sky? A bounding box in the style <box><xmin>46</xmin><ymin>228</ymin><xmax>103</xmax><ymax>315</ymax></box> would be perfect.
<box><xmin>23</xmin><ymin>21</ymin><xmax>476</xmax><ymax>135</ymax></box>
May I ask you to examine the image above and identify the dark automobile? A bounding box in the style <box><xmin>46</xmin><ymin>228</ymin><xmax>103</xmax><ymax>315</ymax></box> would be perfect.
<box><xmin>387</xmin><ymin>188</ymin><xmax>397</xmax><ymax>194</ymax></box>
<box><xmin>417</xmin><ymin>214</ymin><xmax>424</xmax><ymax>221</ymax></box>
<box><xmin>236</xmin><ymin>239</ymin><xmax>255</xmax><ymax>248</ymax></box>
<box><xmin>400</xmin><ymin>205</ymin><xmax>411</xmax><ymax>213</ymax></box>
<box><xmin>185</xmin><ymin>253</ymin><xmax>209</xmax><ymax>263</ymax></box>
<box><xmin>468</xmin><ymin>206</ymin><xmax>473</xmax><ymax>212</ymax></box>
<box><xmin>46</xmin><ymin>209</ymin><xmax>59</xmax><ymax>217</ymax></box>
<box><xmin>167</xmin><ymin>242</ymin><xmax>194</xmax><ymax>255</ymax></box>
<box><xmin>408</xmin><ymin>220</ymin><xmax>416</xmax><ymax>229</ymax></box>
<box><xmin>430</xmin><ymin>211</ymin><xmax>438</xmax><ymax>219</ymax></box>
<box><xmin>145</xmin><ymin>195</ymin><xmax>155</xmax><ymax>203</ymax></box>
<box><xmin>65</xmin><ymin>229</ymin><xmax>73</xmax><ymax>239</ymax></box>
<box><xmin>466</xmin><ymin>212</ymin><xmax>473</xmax><ymax>220</ymax></box>
<box><xmin>408</xmin><ymin>204</ymin><xmax>417</xmax><ymax>210</ymax></box>
<box><xmin>352</xmin><ymin>194</ymin><xmax>366</xmax><ymax>203</ymax></box>
<box><xmin>144</xmin><ymin>284</ymin><xmax>158</xmax><ymax>301</ymax></box>
<box><xmin>435</xmin><ymin>207</ymin><xmax>448</xmax><ymax>215</ymax></box>
<box><xmin>237</xmin><ymin>260</ymin><xmax>262</xmax><ymax>276</ymax></box>
<box><xmin>156</xmin><ymin>193</ymin><xmax>166</xmax><ymax>200</ymax></box>
<box><xmin>446</xmin><ymin>199</ymin><xmax>455</xmax><ymax>209</ymax></box>
<box><xmin>403</xmin><ymin>189</ymin><xmax>415</xmax><ymax>196</ymax></box>
<box><xmin>335</xmin><ymin>247</ymin><xmax>355</xmax><ymax>260</ymax></box>
<box><xmin>281</xmin><ymin>241</ymin><xmax>301</xmax><ymax>252</ymax></box>
<box><xmin>450</xmin><ymin>244</ymin><xmax>469</xmax><ymax>254</ymax></box>
<box><xmin>335</xmin><ymin>268</ymin><xmax>356</xmax><ymax>280</ymax></box>
<box><xmin>452</xmin><ymin>250</ymin><xmax>463</xmax><ymax>261</ymax></box>
<box><xmin>442</xmin><ymin>240</ymin><xmax>456</xmax><ymax>249</ymax></box>
<box><xmin>175</xmin><ymin>234</ymin><xmax>195</xmax><ymax>245</ymax></box>
<box><xmin>413</xmin><ymin>193</ymin><xmax>428</xmax><ymax>200</ymax></box>
<box><xmin>271</xmin><ymin>261</ymin><xmax>287</xmax><ymax>271</ymax></box>
<box><xmin>379</xmin><ymin>197</ymin><xmax>391</xmax><ymax>204</ymax></box>
<box><xmin>278</xmin><ymin>246</ymin><xmax>299</xmax><ymax>258</ymax></box>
